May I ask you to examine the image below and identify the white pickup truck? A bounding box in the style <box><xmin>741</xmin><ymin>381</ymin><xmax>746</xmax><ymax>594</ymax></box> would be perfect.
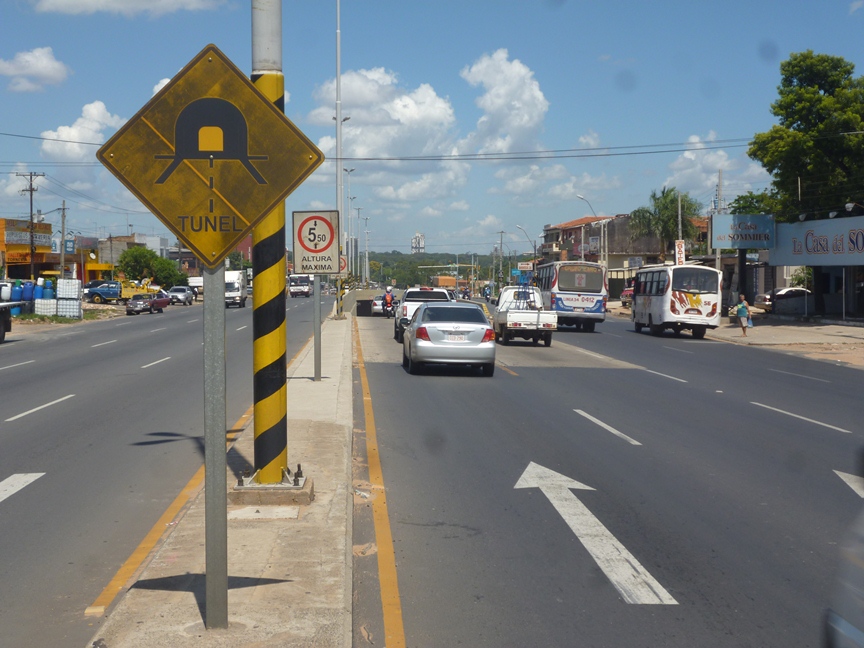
<box><xmin>492</xmin><ymin>285</ymin><xmax>557</xmax><ymax>346</ymax></box>
<box><xmin>393</xmin><ymin>287</ymin><xmax>451</xmax><ymax>342</ymax></box>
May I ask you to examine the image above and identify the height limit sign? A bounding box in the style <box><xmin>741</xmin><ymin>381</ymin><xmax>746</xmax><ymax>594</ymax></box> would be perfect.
<box><xmin>293</xmin><ymin>210</ymin><xmax>340</xmax><ymax>274</ymax></box>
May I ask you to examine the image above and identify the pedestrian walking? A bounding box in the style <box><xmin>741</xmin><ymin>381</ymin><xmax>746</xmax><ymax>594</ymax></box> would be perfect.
<box><xmin>192</xmin><ymin>286</ymin><xmax>199</xmax><ymax>302</ymax></box>
<box><xmin>735</xmin><ymin>293</ymin><xmax>751</xmax><ymax>337</ymax></box>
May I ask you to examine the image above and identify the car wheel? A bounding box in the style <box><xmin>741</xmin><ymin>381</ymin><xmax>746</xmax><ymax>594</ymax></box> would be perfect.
<box><xmin>481</xmin><ymin>363</ymin><xmax>495</xmax><ymax>377</ymax></box>
<box><xmin>402</xmin><ymin>347</ymin><xmax>409</xmax><ymax>368</ymax></box>
<box><xmin>407</xmin><ymin>354</ymin><xmax>422</xmax><ymax>375</ymax></box>
<box><xmin>92</xmin><ymin>294</ymin><xmax>104</xmax><ymax>304</ymax></box>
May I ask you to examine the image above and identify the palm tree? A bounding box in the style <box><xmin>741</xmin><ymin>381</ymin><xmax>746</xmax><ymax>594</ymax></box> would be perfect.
<box><xmin>629</xmin><ymin>187</ymin><xmax>702</xmax><ymax>260</ymax></box>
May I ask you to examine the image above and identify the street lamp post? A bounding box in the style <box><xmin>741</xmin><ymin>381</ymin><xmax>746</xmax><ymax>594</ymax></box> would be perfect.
<box><xmin>516</xmin><ymin>225</ymin><xmax>537</xmax><ymax>281</ymax></box>
<box><xmin>362</xmin><ymin>214</ymin><xmax>370</xmax><ymax>287</ymax></box>
<box><xmin>343</xmin><ymin>167</ymin><xmax>354</xmax><ymax>274</ymax></box>
<box><xmin>576</xmin><ymin>194</ymin><xmax>598</xmax><ymax>264</ymax></box>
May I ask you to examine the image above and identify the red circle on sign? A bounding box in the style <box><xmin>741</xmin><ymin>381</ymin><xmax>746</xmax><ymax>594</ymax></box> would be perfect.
<box><xmin>298</xmin><ymin>215</ymin><xmax>335</xmax><ymax>255</ymax></box>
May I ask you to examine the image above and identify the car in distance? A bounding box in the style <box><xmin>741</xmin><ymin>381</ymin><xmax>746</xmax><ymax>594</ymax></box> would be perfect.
<box><xmin>754</xmin><ymin>287</ymin><xmax>810</xmax><ymax>312</ymax></box>
<box><xmin>619</xmin><ymin>286</ymin><xmax>634</xmax><ymax>308</ymax></box>
<box><xmin>401</xmin><ymin>301</ymin><xmax>496</xmax><ymax>377</ymax></box>
<box><xmin>126</xmin><ymin>291</ymin><xmax>171</xmax><ymax>315</ymax></box>
<box><xmin>167</xmin><ymin>286</ymin><xmax>194</xmax><ymax>305</ymax></box>
<box><xmin>371</xmin><ymin>294</ymin><xmax>384</xmax><ymax>316</ymax></box>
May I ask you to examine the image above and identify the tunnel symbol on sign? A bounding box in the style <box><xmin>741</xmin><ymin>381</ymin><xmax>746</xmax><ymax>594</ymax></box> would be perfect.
<box><xmin>155</xmin><ymin>97</ymin><xmax>268</xmax><ymax>184</ymax></box>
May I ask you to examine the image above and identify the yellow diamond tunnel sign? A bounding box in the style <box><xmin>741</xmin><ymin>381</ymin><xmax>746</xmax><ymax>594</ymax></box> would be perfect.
<box><xmin>97</xmin><ymin>44</ymin><xmax>324</xmax><ymax>269</ymax></box>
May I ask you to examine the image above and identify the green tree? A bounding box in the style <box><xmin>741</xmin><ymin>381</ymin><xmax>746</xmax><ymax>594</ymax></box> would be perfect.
<box><xmin>628</xmin><ymin>187</ymin><xmax>702</xmax><ymax>260</ymax></box>
<box><xmin>117</xmin><ymin>246</ymin><xmax>185</xmax><ymax>288</ymax></box>
<box><xmin>727</xmin><ymin>190</ymin><xmax>779</xmax><ymax>215</ymax></box>
<box><xmin>748</xmin><ymin>50</ymin><xmax>864</xmax><ymax>221</ymax></box>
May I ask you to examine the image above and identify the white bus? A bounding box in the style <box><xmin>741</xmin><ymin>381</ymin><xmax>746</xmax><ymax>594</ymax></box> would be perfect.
<box><xmin>631</xmin><ymin>264</ymin><xmax>722</xmax><ymax>339</ymax></box>
<box><xmin>536</xmin><ymin>260</ymin><xmax>607</xmax><ymax>331</ymax></box>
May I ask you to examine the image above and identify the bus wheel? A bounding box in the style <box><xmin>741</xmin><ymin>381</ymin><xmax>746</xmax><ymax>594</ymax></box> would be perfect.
<box><xmin>692</xmin><ymin>326</ymin><xmax>706</xmax><ymax>340</ymax></box>
<box><xmin>634</xmin><ymin>322</ymin><xmax>643</xmax><ymax>333</ymax></box>
<box><xmin>649</xmin><ymin>317</ymin><xmax>663</xmax><ymax>336</ymax></box>
<box><xmin>583</xmin><ymin>321</ymin><xmax>596</xmax><ymax>333</ymax></box>
<box><xmin>673</xmin><ymin>326</ymin><xmax>682</xmax><ymax>336</ymax></box>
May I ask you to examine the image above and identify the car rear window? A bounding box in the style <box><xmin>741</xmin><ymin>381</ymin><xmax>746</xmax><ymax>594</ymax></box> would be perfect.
<box><xmin>404</xmin><ymin>290</ymin><xmax>449</xmax><ymax>301</ymax></box>
<box><xmin>422</xmin><ymin>306</ymin><xmax>488</xmax><ymax>323</ymax></box>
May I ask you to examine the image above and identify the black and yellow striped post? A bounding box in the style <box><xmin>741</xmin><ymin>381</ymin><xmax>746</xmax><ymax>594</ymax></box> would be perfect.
<box><xmin>250</xmin><ymin>69</ymin><xmax>288</xmax><ymax>484</ymax></box>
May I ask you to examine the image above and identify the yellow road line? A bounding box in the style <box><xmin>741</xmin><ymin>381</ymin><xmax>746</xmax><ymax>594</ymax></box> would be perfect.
<box><xmin>85</xmin><ymin>405</ymin><xmax>254</xmax><ymax>617</ymax></box>
<box><xmin>354</xmin><ymin>318</ymin><xmax>407</xmax><ymax>648</ymax></box>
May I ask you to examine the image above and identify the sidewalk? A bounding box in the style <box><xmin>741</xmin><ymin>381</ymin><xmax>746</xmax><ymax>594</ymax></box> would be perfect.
<box><xmin>86</xmin><ymin>312</ymin><xmax>355</xmax><ymax>648</ymax></box>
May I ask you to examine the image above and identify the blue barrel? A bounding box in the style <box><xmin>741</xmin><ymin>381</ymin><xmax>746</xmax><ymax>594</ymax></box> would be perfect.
<box><xmin>44</xmin><ymin>279</ymin><xmax>53</xmax><ymax>290</ymax></box>
<box><xmin>11</xmin><ymin>285</ymin><xmax>23</xmax><ymax>301</ymax></box>
<box><xmin>43</xmin><ymin>288</ymin><xmax>55</xmax><ymax>300</ymax></box>
<box><xmin>21</xmin><ymin>281</ymin><xmax>34</xmax><ymax>301</ymax></box>
<box><xmin>34</xmin><ymin>285</ymin><xmax>44</xmax><ymax>300</ymax></box>
<box><xmin>10</xmin><ymin>306</ymin><xmax>21</xmax><ymax>316</ymax></box>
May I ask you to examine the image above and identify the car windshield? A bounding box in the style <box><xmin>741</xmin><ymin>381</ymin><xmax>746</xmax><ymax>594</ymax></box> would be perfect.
<box><xmin>404</xmin><ymin>290</ymin><xmax>449</xmax><ymax>302</ymax></box>
<box><xmin>671</xmin><ymin>268</ymin><xmax>719</xmax><ymax>294</ymax></box>
<box><xmin>132</xmin><ymin>294</ymin><xmax>148</xmax><ymax>300</ymax></box>
<box><xmin>422</xmin><ymin>306</ymin><xmax>488</xmax><ymax>323</ymax></box>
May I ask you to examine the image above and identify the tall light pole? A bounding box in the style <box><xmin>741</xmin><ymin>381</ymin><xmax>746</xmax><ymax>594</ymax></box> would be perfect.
<box><xmin>362</xmin><ymin>214</ymin><xmax>370</xmax><ymax>287</ymax></box>
<box><xmin>343</xmin><ymin>167</ymin><xmax>354</xmax><ymax>274</ymax></box>
<box><xmin>576</xmin><ymin>194</ymin><xmax>597</xmax><ymax>263</ymax></box>
<box><xmin>516</xmin><ymin>225</ymin><xmax>537</xmax><ymax>283</ymax></box>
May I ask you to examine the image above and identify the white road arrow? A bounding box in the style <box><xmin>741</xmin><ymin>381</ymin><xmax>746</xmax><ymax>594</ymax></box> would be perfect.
<box><xmin>835</xmin><ymin>470</ymin><xmax>864</xmax><ymax>498</ymax></box>
<box><xmin>515</xmin><ymin>461</ymin><xmax>677</xmax><ymax>605</ymax></box>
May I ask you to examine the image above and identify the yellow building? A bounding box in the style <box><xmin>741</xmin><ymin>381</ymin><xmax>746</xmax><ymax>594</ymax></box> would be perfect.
<box><xmin>1</xmin><ymin>218</ymin><xmax>53</xmax><ymax>280</ymax></box>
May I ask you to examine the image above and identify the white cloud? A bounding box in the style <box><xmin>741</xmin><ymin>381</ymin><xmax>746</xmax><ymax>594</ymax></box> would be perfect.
<box><xmin>459</xmin><ymin>48</ymin><xmax>549</xmax><ymax>154</ymax></box>
<box><xmin>449</xmin><ymin>201</ymin><xmax>469</xmax><ymax>211</ymax></box>
<box><xmin>153</xmin><ymin>78</ymin><xmax>170</xmax><ymax>96</ymax></box>
<box><xmin>0</xmin><ymin>47</ymin><xmax>70</xmax><ymax>92</ymax></box>
<box><xmin>309</xmin><ymin>67</ymin><xmax>466</xmax><ymax>204</ymax></box>
<box><xmin>851</xmin><ymin>1</ymin><xmax>864</xmax><ymax>14</ymax></box>
<box><xmin>32</xmin><ymin>0</ymin><xmax>226</xmax><ymax>17</ymax></box>
<box><xmin>547</xmin><ymin>173</ymin><xmax>621</xmax><ymax>204</ymax></box>
<box><xmin>40</xmin><ymin>100</ymin><xmax>124</xmax><ymax>161</ymax></box>
<box><xmin>579</xmin><ymin>130</ymin><xmax>601</xmax><ymax>149</ymax></box>
<box><xmin>493</xmin><ymin>164</ymin><xmax>569</xmax><ymax>195</ymax></box>
<box><xmin>663</xmin><ymin>132</ymin><xmax>738</xmax><ymax>200</ymax></box>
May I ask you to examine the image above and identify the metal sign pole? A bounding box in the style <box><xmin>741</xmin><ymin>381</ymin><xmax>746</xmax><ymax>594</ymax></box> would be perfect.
<box><xmin>313</xmin><ymin>274</ymin><xmax>322</xmax><ymax>381</ymax></box>
<box><xmin>203</xmin><ymin>266</ymin><xmax>228</xmax><ymax>628</ymax></box>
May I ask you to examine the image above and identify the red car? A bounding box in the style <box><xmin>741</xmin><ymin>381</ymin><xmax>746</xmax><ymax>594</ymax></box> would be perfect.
<box><xmin>620</xmin><ymin>286</ymin><xmax>634</xmax><ymax>308</ymax></box>
<box><xmin>125</xmin><ymin>291</ymin><xmax>171</xmax><ymax>315</ymax></box>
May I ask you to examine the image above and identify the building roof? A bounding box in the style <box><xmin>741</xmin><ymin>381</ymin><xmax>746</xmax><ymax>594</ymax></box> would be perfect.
<box><xmin>545</xmin><ymin>215</ymin><xmax>612</xmax><ymax>231</ymax></box>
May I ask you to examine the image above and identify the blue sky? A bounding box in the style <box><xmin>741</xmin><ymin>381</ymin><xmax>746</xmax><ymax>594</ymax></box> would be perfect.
<box><xmin>1</xmin><ymin>0</ymin><xmax>863</xmax><ymax>256</ymax></box>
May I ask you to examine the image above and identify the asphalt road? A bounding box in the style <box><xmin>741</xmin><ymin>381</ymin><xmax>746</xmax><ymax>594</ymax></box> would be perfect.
<box><xmin>0</xmin><ymin>295</ymin><xmax>329</xmax><ymax>648</ymax></box>
<box><xmin>355</xmin><ymin>311</ymin><xmax>864</xmax><ymax>647</ymax></box>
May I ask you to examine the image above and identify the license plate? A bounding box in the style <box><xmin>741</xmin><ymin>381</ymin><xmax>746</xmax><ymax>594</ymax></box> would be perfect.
<box><xmin>685</xmin><ymin>308</ymin><xmax>701</xmax><ymax>315</ymax></box>
<box><xmin>448</xmin><ymin>334</ymin><xmax>465</xmax><ymax>342</ymax></box>
<box><xmin>573</xmin><ymin>307</ymin><xmax>584</xmax><ymax>312</ymax></box>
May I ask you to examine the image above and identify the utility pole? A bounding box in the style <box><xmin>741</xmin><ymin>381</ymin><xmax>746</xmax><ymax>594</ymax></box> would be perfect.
<box><xmin>17</xmin><ymin>171</ymin><xmax>45</xmax><ymax>280</ymax></box>
<box><xmin>59</xmin><ymin>201</ymin><xmax>67</xmax><ymax>279</ymax></box>
<box><xmin>363</xmin><ymin>214</ymin><xmax>370</xmax><ymax>287</ymax></box>
<box><xmin>498</xmin><ymin>230</ymin><xmax>505</xmax><ymax>293</ymax></box>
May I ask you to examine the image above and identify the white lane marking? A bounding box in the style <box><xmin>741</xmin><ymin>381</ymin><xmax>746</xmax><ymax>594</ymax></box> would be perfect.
<box><xmin>663</xmin><ymin>346</ymin><xmax>693</xmax><ymax>354</ymax></box>
<box><xmin>0</xmin><ymin>473</ymin><xmax>45</xmax><ymax>504</ymax></box>
<box><xmin>0</xmin><ymin>360</ymin><xmax>35</xmax><ymax>372</ymax></box>
<box><xmin>91</xmin><ymin>340</ymin><xmax>117</xmax><ymax>348</ymax></box>
<box><xmin>643</xmin><ymin>369</ymin><xmax>687</xmax><ymax>383</ymax></box>
<box><xmin>237</xmin><ymin>325</ymin><xmax>247</xmax><ymax>331</ymax></box>
<box><xmin>572</xmin><ymin>347</ymin><xmax>606</xmax><ymax>360</ymax></box>
<box><xmin>835</xmin><ymin>471</ymin><xmax>864</xmax><ymax>498</ymax></box>
<box><xmin>515</xmin><ymin>462</ymin><xmax>677</xmax><ymax>605</ymax></box>
<box><xmin>574</xmin><ymin>409</ymin><xmax>642</xmax><ymax>446</ymax></box>
<box><xmin>751</xmin><ymin>402</ymin><xmax>851</xmax><ymax>434</ymax></box>
<box><xmin>141</xmin><ymin>357</ymin><xmax>171</xmax><ymax>369</ymax></box>
<box><xmin>149</xmin><ymin>328</ymin><xmax>167</xmax><ymax>333</ymax></box>
<box><xmin>5</xmin><ymin>395</ymin><xmax>75</xmax><ymax>422</ymax></box>
<box><xmin>768</xmin><ymin>368</ymin><xmax>829</xmax><ymax>383</ymax></box>
<box><xmin>187</xmin><ymin>319</ymin><xmax>199</xmax><ymax>323</ymax></box>
<box><xmin>605</xmin><ymin>333</ymin><xmax>622</xmax><ymax>338</ymax></box>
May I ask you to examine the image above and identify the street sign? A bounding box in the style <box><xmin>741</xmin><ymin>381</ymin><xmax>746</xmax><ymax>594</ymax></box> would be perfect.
<box><xmin>339</xmin><ymin>255</ymin><xmax>348</xmax><ymax>275</ymax></box>
<box><xmin>293</xmin><ymin>210</ymin><xmax>339</xmax><ymax>274</ymax></box>
<box><xmin>96</xmin><ymin>44</ymin><xmax>324</xmax><ymax>269</ymax></box>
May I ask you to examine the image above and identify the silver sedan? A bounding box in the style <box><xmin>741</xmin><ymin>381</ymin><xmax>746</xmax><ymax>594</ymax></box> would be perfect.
<box><xmin>401</xmin><ymin>302</ymin><xmax>496</xmax><ymax>376</ymax></box>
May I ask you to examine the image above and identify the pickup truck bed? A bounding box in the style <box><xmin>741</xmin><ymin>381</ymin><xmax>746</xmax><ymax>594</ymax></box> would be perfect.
<box><xmin>492</xmin><ymin>286</ymin><xmax>557</xmax><ymax>346</ymax></box>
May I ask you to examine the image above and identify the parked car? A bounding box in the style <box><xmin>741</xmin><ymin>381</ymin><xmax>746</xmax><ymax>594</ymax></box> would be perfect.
<box><xmin>82</xmin><ymin>280</ymin><xmax>108</xmax><ymax>298</ymax></box>
<box><xmin>126</xmin><ymin>291</ymin><xmax>171</xmax><ymax>315</ymax></box>
<box><xmin>401</xmin><ymin>301</ymin><xmax>496</xmax><ymax>376</ymax></box>
<box><xmin>167</xmin><ymin>286</ymin><xmax>194</xmax><ymax>305</ymax></box>
<box><xmin>754</xmin><ymin>287</ymin><xmax>811</xmax><ymax>312</ymax></box>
